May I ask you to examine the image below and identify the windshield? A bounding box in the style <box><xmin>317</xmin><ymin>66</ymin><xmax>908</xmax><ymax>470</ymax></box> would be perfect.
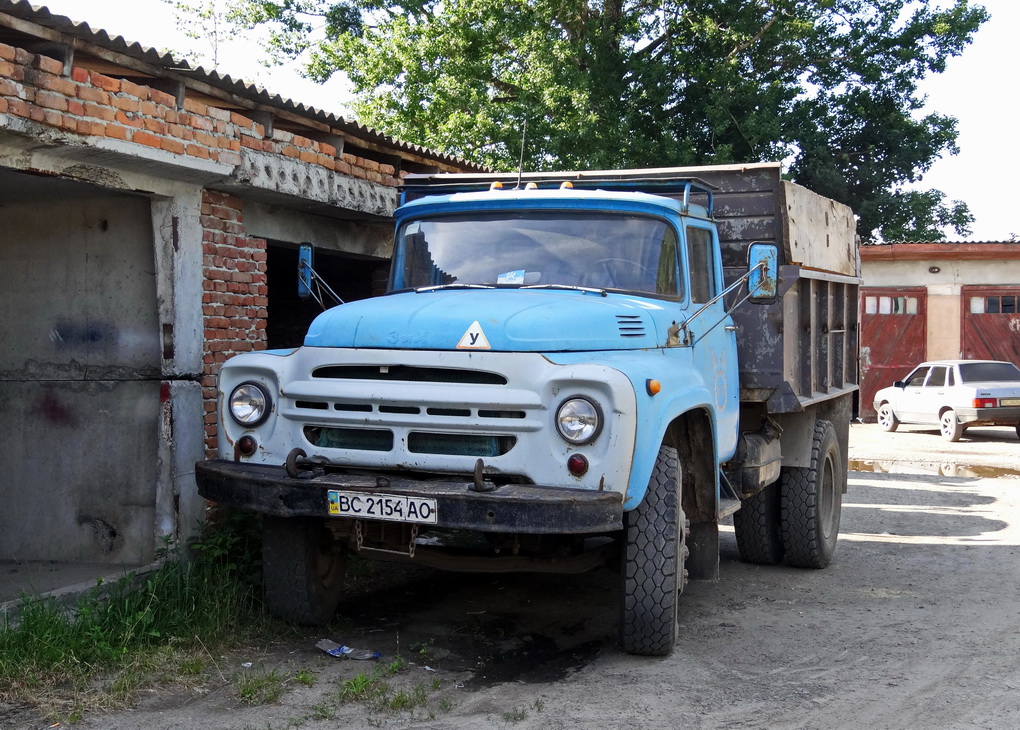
<box><xmin>958</xmin><ymin>361</ymin><xmax>1020</xmax><ymax>383</ymax></box>
<box><xmin>393</xmin><ymin>212</ymin><xmax>681</xmax><ymax>297</ymax></box>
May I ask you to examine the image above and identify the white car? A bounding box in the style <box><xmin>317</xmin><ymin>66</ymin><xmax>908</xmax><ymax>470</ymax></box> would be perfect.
<box><xmin>873</xmin><ymin>360</ymin><xmax>1020</xmax><ymax>442</ymax></box>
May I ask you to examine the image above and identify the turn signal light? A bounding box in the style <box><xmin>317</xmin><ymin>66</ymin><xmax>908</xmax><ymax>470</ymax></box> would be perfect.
<box><xmin>490</xmin><ymin>181</ymin><xmax>504</xmax><ymax>190</ymax></box>
<box><xmin>973</xmin><ymin>398</ymin><xmax>998</xmax><ymax>408</ymax></box>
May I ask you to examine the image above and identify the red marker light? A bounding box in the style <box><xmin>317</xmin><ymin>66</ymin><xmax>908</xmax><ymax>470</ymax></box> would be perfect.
<box><xmin>567</xmin><ymin>453</ymin><xmax>589</xmax><ymax>476</ymax></box>
<box><xmin>237</xmin><ymin>435</ymin><xmax>258</xmax><ymax>456</ymax></box>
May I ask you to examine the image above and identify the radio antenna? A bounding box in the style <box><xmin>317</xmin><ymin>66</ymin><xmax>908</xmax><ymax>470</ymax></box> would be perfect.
<box><xmin>516</xmin><ymin>119</ymin><xmax>527</xmax><ymax>189</ymax></box>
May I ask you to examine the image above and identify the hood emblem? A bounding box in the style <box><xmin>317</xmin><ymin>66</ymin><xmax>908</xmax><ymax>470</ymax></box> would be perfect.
<box><xmin>457</xmin><ymin>321</ymin><xmax>491</xmax><ymax>350</ymax></box>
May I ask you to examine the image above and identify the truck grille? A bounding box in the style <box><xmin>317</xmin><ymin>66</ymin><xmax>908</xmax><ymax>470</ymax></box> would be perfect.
<box><xmin>305</xmin><ymin>427</ymin><xmax>515</xmax><ymax>457</ymax></box>
<box><xmin>312</xmin><ymin>365</ymin><xmax>507</xmax><ymax>384</ymax></box>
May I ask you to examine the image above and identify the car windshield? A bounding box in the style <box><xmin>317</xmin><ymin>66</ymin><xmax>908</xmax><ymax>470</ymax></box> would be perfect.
<box><xmin>393</xmin><ymin>212</ymin><xmax>681</xmax><ymax>297</ymax></box>
<box><xmin>958</xmin><ymin>362</ymin><xmax>1020</xmax><ymax>383</ymax></box>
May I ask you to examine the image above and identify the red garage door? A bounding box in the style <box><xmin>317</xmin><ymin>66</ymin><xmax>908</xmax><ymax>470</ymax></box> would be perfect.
<box><xmin>962</xmin><ymin>287</ymin><xmax>1020</xmax><ymax>364</ymax></box>
<box><xmin>859</xmin><ymin>287</ymin><xmax>927</xmax><ymax>420</ymax></box>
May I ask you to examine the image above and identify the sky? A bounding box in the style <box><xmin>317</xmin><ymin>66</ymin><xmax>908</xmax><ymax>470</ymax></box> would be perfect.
<box><xmin>33</xmin><ymin>0</ymin><xmax>1020</xmax><ymax>242</ymax></box>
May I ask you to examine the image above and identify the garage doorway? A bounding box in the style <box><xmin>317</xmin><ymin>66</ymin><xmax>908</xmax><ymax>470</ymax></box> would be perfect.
<box><xmin>962</xmin><ymin>287</ymin><xmax>1020</xmax><ymax>364</ymax></box>
<box><xmin>0</xmin><ymin>170</ymin><xmax>161</xmax><ymax>590</ymax></box>
<box><xmin>265</xmin><ymin>242</ymin><xmax>389</xmax><ymax>349</ymax></box>
<box><xmin>859</xmin><ymin>287</ymin><xmax>927</xmax><ymax>420</ymax></box>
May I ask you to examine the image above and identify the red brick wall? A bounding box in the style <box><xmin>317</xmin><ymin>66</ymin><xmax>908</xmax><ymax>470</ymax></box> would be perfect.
<box><xmin>200</xmin><ymin>191</ymin><xmax>269</xmax><ymax>455</ymax></box>
<box><xmin>0</xmin><ymin>42</ymin><xmax>403</xmax><ymax>183</ymax></box>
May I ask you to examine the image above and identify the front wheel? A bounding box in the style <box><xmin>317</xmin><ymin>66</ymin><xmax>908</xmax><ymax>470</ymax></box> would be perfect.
<box><xmin>263</xmin><ymin>516</ymin><xmax>347</xmax><ymax>625</ymax></box>
<box><xmin>940</xmin><ymin>409</ymin><xmax>964</xmax><ymax>442</ymax></box>
<box><xmin>877</xmin><ymin>403</ymin><xmax>899</xmax><ymax>432</ymax></box>
<box><xmin>781</xmin><ymin>420</ymin><xmax>843</xmax><ymax>569</ymax></box>
<box><xmin>620</xmin><ymin>445</ymin><xmax>687</xmax><ymax>656</ymax></box>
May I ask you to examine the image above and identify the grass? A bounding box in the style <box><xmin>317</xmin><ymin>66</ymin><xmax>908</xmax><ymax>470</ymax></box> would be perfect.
<box><xmin>236</xmin><ymin>668</ymin><xmax>286</xmax><ymax>705</ymax></box>
<box><xmin>0</xmin><ymin>511</ymin><xmax>266</xmax><ymax>719</ymax></box>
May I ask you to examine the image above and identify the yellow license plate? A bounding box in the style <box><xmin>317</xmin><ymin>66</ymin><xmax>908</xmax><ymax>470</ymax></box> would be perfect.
<box><xmin>1000</xmin><ymin>398</ymin><xmax>1020</xmax><ymax>407</ymax></box>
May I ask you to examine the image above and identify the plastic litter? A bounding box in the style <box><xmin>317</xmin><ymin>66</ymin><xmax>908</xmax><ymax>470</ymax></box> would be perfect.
<box><xmin>316</xmin><ymin>639</ymin><xmax>381</xmax><ymax>660</ymax></box>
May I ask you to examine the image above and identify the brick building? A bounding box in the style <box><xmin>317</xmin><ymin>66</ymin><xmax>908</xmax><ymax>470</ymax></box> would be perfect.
<box><xmin>0</xmin><ymin>0</ymin><xmax>479</xmax><ymax>596</ymax></box>
<box><xmin>859</xmin><ymin>241</ymin><xmax>1020</xmax><ymax>420</ymax></box>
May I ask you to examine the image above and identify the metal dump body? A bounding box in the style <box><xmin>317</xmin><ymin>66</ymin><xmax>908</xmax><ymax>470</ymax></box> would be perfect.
<box><xmin>402</xmin><ymin>162</ymin><xmax>861</xmax><ymax>414</ymax></box>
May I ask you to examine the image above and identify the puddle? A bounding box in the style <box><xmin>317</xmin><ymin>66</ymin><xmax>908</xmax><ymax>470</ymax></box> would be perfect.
<box><xmin>849</xmin><ymin>459</ymin><xmax>1020</xmax><ymax>479</ymax></box>
<box><xmin>462</xmin><ymin>635</ymin><xmax>604</xmax><ymax>689</ymax></box>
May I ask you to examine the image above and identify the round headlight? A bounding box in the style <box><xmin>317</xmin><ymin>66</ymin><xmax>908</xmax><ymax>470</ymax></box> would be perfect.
<box><xmin>229</xmin><ymin>382</ymin><xmax>271</xmax><ymax>427</ymax></box>
<box><xmin>556</xmin><ymin>397</ymin><xmax>602</xmax><ymax>444</ymax></box>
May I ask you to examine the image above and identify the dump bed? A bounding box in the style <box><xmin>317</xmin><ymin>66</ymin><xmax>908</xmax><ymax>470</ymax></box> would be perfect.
<box><xmin>401</xmin><ymin>162</ymin><xmax>860</xmax><ymax>414</ymax></box>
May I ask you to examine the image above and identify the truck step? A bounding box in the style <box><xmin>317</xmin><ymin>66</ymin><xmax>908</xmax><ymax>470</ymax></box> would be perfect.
<box><xmin>718</xmin><ymin>498</ymin><xmax>741</xmax><ymax>519</ymax></box>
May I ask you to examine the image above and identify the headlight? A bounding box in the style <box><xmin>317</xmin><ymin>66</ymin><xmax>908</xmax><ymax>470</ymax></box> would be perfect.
<box><xmin>229</xmin><ymin>382</ymin><xmax>271</xmax><ymax>427</ymax></box>
<box><xmin>556</xmin><ymin>397</ymin><xmax>602</xmax><ymax>444</ymax></box>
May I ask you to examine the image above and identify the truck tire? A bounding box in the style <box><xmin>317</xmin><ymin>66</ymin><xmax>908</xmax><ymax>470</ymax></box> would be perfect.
<box><xmin>620</xmin><ymin>444</ymin><xmax>687</xmax><ymax>656</ymax></box>
<box><xmin>876</xmin><ymin>403</ymin><xmax>899</xmax><ymax>432</ymax></box>
<box><xmin>733</xmin><ymin>481</ymin><xmax>784</xmax><ymax>565</ymax></box>
<box><xmin>263</xmin><ymin>516</ymin><xmax>346</xmax><ymax>625</ymax></box>
<box><xmin>780</xmin><ymin>420</ymin><xmax>842</xmax><ymax>569</ymax></box>
<box><xmin>940</xmin><ymin>409</ymin><xmax>964</xmax><ymax>442</ymax></box>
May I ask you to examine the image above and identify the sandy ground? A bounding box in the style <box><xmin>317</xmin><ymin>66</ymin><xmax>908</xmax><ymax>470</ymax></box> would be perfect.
<box><xmin>4</xmin><ymin>422</ymin><xmax>1020</xmax><ymax>729</ymax></box>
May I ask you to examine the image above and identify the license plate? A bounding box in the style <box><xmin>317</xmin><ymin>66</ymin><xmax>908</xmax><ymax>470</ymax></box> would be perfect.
<box><xmin>327</xmin><ymin>490</ymin><xmax>438</xmax><ymax>524</ymax></box>
<box><xmin>1000</xmin><ymin>398</ymin><xmax>1020</xmax><ymax>407</ymax></box>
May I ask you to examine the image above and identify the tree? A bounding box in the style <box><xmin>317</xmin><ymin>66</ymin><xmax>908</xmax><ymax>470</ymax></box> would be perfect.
<box><xmin>163</xmin><ymin>0</ymin><xmax>232</xmax><ymax>68</ymax></box>
<box><xmin>228</xmin><ymin>0</ymin><xmax>988</xmax><ymax>242</ymax></box>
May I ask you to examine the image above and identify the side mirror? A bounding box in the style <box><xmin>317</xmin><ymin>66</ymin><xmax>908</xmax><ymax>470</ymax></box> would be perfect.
<box><xmin>893</xmin><ymin>380</ymin><xmax>905</xmax><ymax>389</ymax></box>
<box><xmin>747</xmin><ymin>242</ymin><xmax>778</xmax><ymax>304</ymax></box>
<box><xmin>298</xmin><ymin>242</ymin><xmax>314</xmax><ymax>300</ymax></box>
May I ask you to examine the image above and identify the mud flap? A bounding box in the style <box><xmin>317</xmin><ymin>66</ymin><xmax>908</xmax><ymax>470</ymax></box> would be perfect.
<box><xmin>686</xmin><ymin>520</ymin><xmax>719</xmax><ymax>581</ymax></box>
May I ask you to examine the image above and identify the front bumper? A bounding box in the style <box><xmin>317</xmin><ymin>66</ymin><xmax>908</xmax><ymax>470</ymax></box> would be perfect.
<box><xmin>955</xmin><ymin>406</ymin><xmax>1020</xmax><ymax>425</ymax></box>
<box><xmin>196</xmin><ymin>460</ymin><xmax>624</xmax><ymax>534</ymax></box>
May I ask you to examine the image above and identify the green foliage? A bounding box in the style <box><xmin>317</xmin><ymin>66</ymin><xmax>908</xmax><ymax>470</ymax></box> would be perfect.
<box><xmin>226</xmin><ymin>0</ymin><xmax>987</xmax><ymax>241</ymax></box>
<box><xmin>0</xmin><ymin>512</ymin><xmax>263</xmax><ymax>692</ymax></box>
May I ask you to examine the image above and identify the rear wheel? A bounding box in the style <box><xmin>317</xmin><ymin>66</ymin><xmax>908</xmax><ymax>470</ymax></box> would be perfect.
<box><xmin>733</xmin><ymin>481</ymin><xmax>784</xmax><ymax>565</ymax></box>
<box><xmin>263</xmin><ymin>516</ymin><xmax>346</xmax><ymax>625</ymax></box>
<box><xmin>876</xmin><ymin>403</ymin><xmax>899</xmax><ymax>432</ymax></box>
<box><xmin>781</xmin><ymin>420</ymin><xmax>842</xmax><ymax>569</ymax></box>
<box><xmin>620</xmin><ymin>445</ymin><xmax>687</xmax><ymax>656</ymax></box>
<box><xmin>940</xmin><ymin>409</ymin><xmax>964</xmax><ymax>442</ymax></box>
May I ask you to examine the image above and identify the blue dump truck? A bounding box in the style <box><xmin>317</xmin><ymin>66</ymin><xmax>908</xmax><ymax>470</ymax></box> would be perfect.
<box><xmin>196</xmin><ymin>163</ymin><xmax>860</xmax><ymax>656</ymax></box>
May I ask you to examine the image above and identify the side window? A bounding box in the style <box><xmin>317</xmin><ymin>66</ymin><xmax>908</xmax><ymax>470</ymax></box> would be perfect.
<box><xmin>686</xmin><ymin>226</ymin><xmax>717</xmax><ymax>303</ymax></box>
<box><xmin>947</xmin><ymin>368</ymin><xmax>955</xmax><ymax>386</ymax></box>
<box><xmin>926</xmin><ymin>366</ymin><xmax>947</xmax><ymax>387</ymax></box>
<box><xmin>905</xmin><ymin>367</ymin><xmax>929</xmax><ymax>387</ymax></box>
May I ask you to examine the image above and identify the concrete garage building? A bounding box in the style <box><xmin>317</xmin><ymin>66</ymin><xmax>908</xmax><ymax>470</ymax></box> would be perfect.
<box><xmin>0</xmin><ymin>0</ymin><xmax>478</xmax><ymax>599</ymax></box>
<box><xmin>858</xmin><ymin>241</ymin><xmax>1020</xmax><ymax>420</ymax></box>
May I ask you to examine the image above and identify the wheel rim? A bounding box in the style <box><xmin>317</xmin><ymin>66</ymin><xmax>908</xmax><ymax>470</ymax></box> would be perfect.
<box><xmin>941</xmin><ymin>412</ymin><xmax>954</xmax><ymax>437</ymax></box>
<box><xmin>878</xmin><ymin>406</ymin><xmax>891</xmax><ymax>428</ymax></box>
<box><xmin>820</xmin><ymin>452</ymin><xmax>836</xmax><ymax>540</ymax></box>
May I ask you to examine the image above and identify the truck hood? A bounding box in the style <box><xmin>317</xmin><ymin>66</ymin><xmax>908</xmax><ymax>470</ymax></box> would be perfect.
<box><xmin>304</xmin><ymin>289</ymin><xmax>668</xmax><ymax>351</ymax></box>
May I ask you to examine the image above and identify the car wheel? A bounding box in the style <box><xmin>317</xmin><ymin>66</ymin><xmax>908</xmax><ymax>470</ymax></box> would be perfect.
<box><xmin>263</xmin><ymin>516</ymin><xmax>347</xmax><ymax>625</ymax></box>
<box><xmin>876</xmin><ymin>403</ymin><xmax>899</xmax><ymax>432</ymax></box>
<box><xmin>734</xmin><ymin>480</ymin><xmax>784</xmax><ymax>565</ymax></box>
<box><xmin>619</xmin><ymin>444</ymin><xmax>687</xmax><ymax>656</ymax></box>
<box><xmin>940</xmin><ymin>409</ymin><xmax>964</xmax><ymax>442</ymax></box>
<box><xmin>780</xmin><ymin>420</ymin><xmax>842</xmax><ymax>569</ymax></box>
<box><xmin>1015</xmin><ymin>423</ymin><xmax>1020</xmax><ymax>440</ymax></box>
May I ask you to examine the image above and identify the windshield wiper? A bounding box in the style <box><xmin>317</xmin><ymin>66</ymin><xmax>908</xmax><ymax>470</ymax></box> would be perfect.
<box><xmin>522</xmin><ymin>284</ymin><xmax>607</xmax><ymax>296</ymax></box>
<box><xmin>414</xmin><ymin>284</ymin><xmax>497</xmax><ymax>292</ymax></box>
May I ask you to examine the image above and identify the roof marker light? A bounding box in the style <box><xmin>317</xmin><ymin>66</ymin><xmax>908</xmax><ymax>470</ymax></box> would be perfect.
<box><xmin>525</xmin><ymin>182</ymin><xmax>538</xmax><ymax>190</ymax></box>
<box><xmin>560</xmin><ymin>181</ymin><xmax>574</xmax><ymax>189</ymax></box>
<box><xmin>490</xmin><ymin>181</ymin><xmax>504</xmax><ymax>190</ymax></box>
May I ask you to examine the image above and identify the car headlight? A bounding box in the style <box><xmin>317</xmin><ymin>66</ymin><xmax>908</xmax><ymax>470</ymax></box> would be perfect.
<box><xmin>229</xmin><ymin>382</ymin><xmax>271</xmax><ymax>427</ymax></box>
<box><xmin>556</xmin><ymin>397</ymin><xmax>602</xmax><ymax>444</ymax></box>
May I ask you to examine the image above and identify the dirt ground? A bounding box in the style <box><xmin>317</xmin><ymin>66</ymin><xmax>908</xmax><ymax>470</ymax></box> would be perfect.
<box><xmin>5</xmin><ymin>422</ymin><xmax>1020</xmax><ymax>729</ymax></box>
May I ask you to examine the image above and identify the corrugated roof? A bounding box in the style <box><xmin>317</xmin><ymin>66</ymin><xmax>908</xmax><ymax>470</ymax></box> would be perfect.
<box><xmin>0</xmin><ymin>0</ymin><xmax>483</xmax><ymax>170</ymax></box>
<box><xmin>864</xmin><ymin>240</ymin><xmax>1018</xmax><ymax>246</ymax></box>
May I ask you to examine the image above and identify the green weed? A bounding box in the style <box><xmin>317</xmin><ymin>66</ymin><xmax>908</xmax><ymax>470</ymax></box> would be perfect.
<box><xmin>502</xmin><ymin>707</ymin><xmax>528</xmax><ymax>723</ymax></box>
<box><xmin>295</xmin><ymin>668</ymin><xmax>316</xmax><ymax>686</ymax></box>
<box><xmin>236</xmin><ymin>668</ymin><xmax>285</xmax><ymax>705</ymax></box>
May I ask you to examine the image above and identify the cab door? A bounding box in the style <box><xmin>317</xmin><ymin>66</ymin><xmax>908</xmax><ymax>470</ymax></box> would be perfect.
<box><xmin>684</xmin><ymin>222</ymin><xmax>739</xmax><ymax>460</ymax></box>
